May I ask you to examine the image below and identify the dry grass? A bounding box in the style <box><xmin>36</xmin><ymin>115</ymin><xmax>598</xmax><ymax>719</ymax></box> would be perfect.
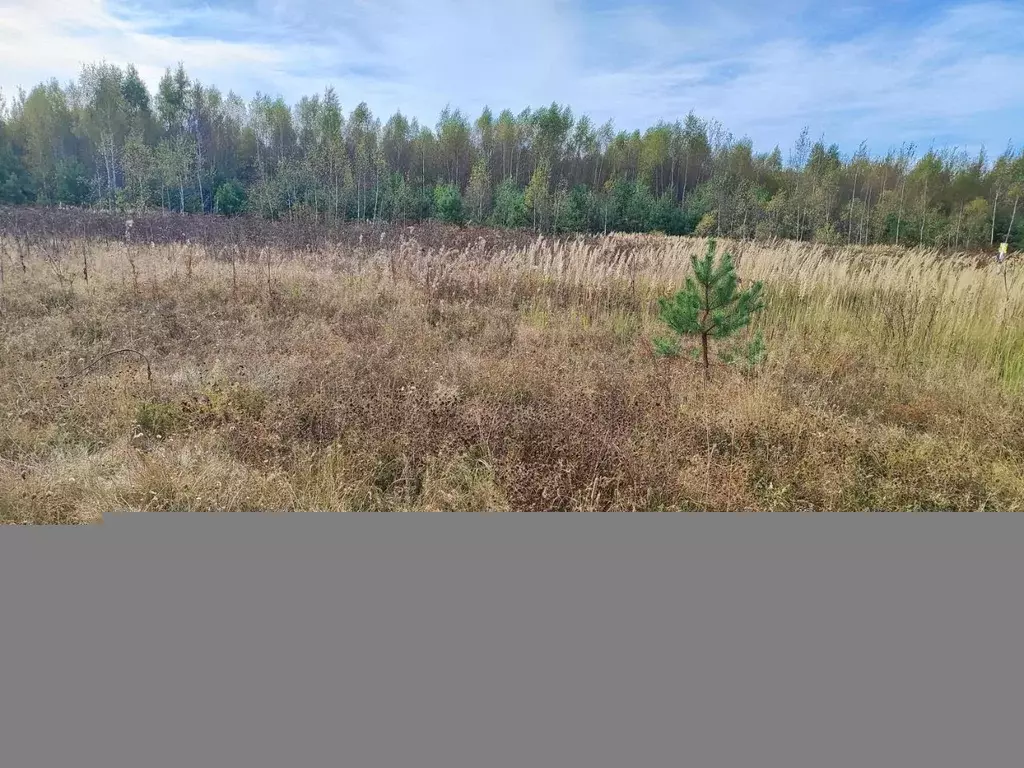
<box><xmin>1</xmin><ymin>230</ymin><xmax>1022</xmax><ymax>522</ymax></box>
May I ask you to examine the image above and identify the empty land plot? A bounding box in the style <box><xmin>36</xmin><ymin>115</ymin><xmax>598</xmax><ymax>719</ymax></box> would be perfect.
<box><xmin>1</xmin><ymin>218</ymin><xmax>1022</xmax><ymax>521</ymax></box>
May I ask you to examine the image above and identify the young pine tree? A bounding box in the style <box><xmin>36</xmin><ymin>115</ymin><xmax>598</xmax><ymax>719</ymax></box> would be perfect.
<box><xmin>656</xmin><ymin>238</ymin><xmax>765</xmax><ymax>379</ymax></box>
<box><xmin>433</xmin><ymin>183</ymin><xmax>464</xmax><ymax>226</ymax></box>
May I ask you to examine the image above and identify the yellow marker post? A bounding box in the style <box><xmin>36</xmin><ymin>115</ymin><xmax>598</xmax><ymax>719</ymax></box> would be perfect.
<box><xmin>998</xmin><ymin>242</ymin><xmax>1010</xmax><ymax>295</ymax></box>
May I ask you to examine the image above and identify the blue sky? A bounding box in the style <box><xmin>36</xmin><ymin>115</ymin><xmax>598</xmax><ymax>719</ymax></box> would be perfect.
<box><xmin>2</xmin><ymin>0</ymin><xmax>1022</xmax><ymax>158</ymax></box>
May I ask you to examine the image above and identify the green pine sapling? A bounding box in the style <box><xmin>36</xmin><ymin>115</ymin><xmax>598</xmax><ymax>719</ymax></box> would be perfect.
<box><xmin>719</xmin><ymin>329</ymin><xmax>767</xmax><ymax>376</ymax></box>
<box><xmin>654</xmin><ymin>238</ymin><xmax>765</xmax><ymax>380</ymax></box>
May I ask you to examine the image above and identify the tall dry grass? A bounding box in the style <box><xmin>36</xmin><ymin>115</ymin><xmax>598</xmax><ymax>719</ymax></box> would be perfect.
<box><xmin>1</xmin><ymin>230</ymin><xmax>1022</xmax><ymax>521</ymax></box>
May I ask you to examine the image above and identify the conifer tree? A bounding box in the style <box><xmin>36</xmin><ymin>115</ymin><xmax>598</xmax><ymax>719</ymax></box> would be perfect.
<box><xmin>656</xmin><ymin>238</ymin><xmax>765</xmax><ymax>379</ymax></box>
<box><xmin>433</xmin><ymin>183</ymin><xmax>464</xmax><ymax>225</ymax></box>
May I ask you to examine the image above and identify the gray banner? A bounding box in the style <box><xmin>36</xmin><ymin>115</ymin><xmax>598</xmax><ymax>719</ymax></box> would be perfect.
<box><xmin>2</xmin><ymin>512</ymin><xmax>1022</xmax><ymax>768</ymax></box>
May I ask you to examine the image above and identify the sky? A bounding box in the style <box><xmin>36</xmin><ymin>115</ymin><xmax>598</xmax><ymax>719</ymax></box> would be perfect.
<box><xmin>1</xmin><ymin>0</ymin><xmax>1022</xmax><ymax>158</ymax></box>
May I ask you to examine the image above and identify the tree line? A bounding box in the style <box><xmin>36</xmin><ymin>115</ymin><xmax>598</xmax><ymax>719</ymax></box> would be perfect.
<box><xmin>1</xmin><ymin>61</ymin><xmax>1023</xmax><ymax>250</ymax></box>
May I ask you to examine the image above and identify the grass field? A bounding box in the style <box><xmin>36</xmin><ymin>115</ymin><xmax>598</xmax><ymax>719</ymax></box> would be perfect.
<box><xmin>1</xmin><ymin>223</ymin><xmax>1023</xmax><ymax>521</ymax></box>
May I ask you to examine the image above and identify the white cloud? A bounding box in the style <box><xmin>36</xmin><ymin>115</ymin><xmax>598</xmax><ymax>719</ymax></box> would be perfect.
<box><xmin>0</xmin><ymin>0</ymin><xmax>580</xmax><ymax>120</ymax></box>
<box><xmin>576</xmin><ymin>1</ymin><xmax>1024</xmax><ymax>152</ymax></box>
<box><xmin>0</xmin><ymin>0</ymin><xmax>1021</xmax><ymax>155</ymax></box>
<box><xmin>0</xmin><ymin>0</ymin><xmax>288</xmax><ymax>95</ymax></box>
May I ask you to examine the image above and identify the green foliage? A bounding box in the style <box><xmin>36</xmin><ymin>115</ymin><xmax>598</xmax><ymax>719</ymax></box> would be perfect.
<box><xmin>433</xmin><ymin>183</ymin><xmax>464</xmax><ymax>224</ymax></box>
<box><xmin>383</xmin><ymin>181</ymin><xmax>434</xmax><ymax>222</ymax></box>
<box><xmin>650</xmin><ymin>192</ymin><xmax>687</xmax><ymax>235</ymax></box>
<box><xmin>2</xmin><ymin>58</ymin><xmax>1024</xmax><ymax>248</ymax></box>
<box><xmin>694</xmin><ymin>212</ymin><xmax>717</xmax><ymax>237</ymax></box>
<box><xmin>555</xmin><ymin>184</ymin><xmax>592</xmax><ymax>233</ymax></box>
<box><xmin>55</xmin><ymin>158</ymin><xmax>91</xmax><ymax>206</ymax></box>
<box><xmin>214</xmin><ymin>179</ymin><xmax>247</xmax><ymax>216</ymax></box>
<box><xmin>379</xmin><ymin>173</ymin><xmax>413</xmax><ymax>221</ymax></box>
<box><xmin>411</xmin><ymin>185</ymin><xmax>436</xmax><ymax>221</ymax></box>
<box><xmin>682</xmin><ymin>182</ymin><xmax>715</xmax><ymax>222</ymax></box>
<box><xmin>719</xmin><ymin>329</ymin><xmax>768</xmax><ymax>375</ymax></box>
<box><xmin>524</xmin><ymin>164</ymin><xmax>551</xmax><ymax>230</ymax></box>
<box><xmin>492</xmin><ymin>178</ymin><xmax>528</xmax><ymax>228</ymax></box>
<box><xmin>814</xmin><ymin>222</ymin><xmax>843</xmax><ymax>245</ymax></box>
<box><xmin>651</xmin><ymin>336</ymin><xmax>681</xmax><ymax>358</ymax></box>
<box><xmin>465</xmin><ymin>159</ymin><xmax>491</xmax><ymax>221</ymax></box>
<box><xmin>135</xmin><ymin>400</ymin><xmax>184</xmax><ymax>437</ymax></box>
<box><xmin>746</xmin><ymin>329</ymin><xmax>767</xmax><ymax>366</ymax></box>
<box><xmin>656</xmin><ymin>238</ymin><xmax>765</xmax><ymax>377</ymax></box>
<box><xmin>605</xmin><ymin>180</ymin><xmax>655</xmax><ymax>232</ymax></box>
<box><xmin>0</xmin><ymin>131</ymin><xmax>34</xmax><ymax>204</ymax></box>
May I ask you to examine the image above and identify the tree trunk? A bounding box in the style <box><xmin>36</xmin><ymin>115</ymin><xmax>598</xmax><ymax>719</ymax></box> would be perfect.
<box><xmin>682</xmin><ymin>153</ymin><xmax>689</xmax><ymax>204</ymax></box>
<box><xmin>701</xmin><ymin>331</ymin><xmax>710</xmax><ymax>381</ymax></box>
<box><xmin>702</xmin><ymin>279</ymin><xmax>711</xmax><ymax>380</ymax></box>
<box><xmin>196</xmin><ymin>141</ymin><xmax>205</xmax><ymax>213</ymax></box>
<box><xmin>919</xmin><ymin>177</ymin><xmax>928</xmax><ymax>244</ymax></box>
<box><xmin>861</xmin><ymin>186</ymin><xmax>871</xmax><ymax>245</ymax></box>
<box><xmin>102</xmin><ymin>138</ymin><xmax>113</xmax><ymax>209</ymax></box>
<box><xmin>794</xmin><ymin>177</ymin><xmax>803</xmax><ymax>241</ymax></box>
<box><xmin>991</xmin><ymin>189</ymin><xmax>1000</xmax><ymax>247</ymax></box>
<box><xmin>1007</xmin><ymin>195</ymin><xmax>1019</xmax><ymax>246</ymax></box>
<box><xmin>896</xmin><ymin>181</ymin><xmax>906</xmax><ymax>246</ymax></box>
<box><xmin>848</xmin><ymin>167</ymin><xmax>859</xmax><ymax>244</ymax></box>
<box><xmin>373</xmin><ymin>169</ymin><xmax>380</xmax><ymax>221</ymax></box>
<box><xmin>716</xmin><ymin>185</ymin><xmax>723</xmax><ymax>236</ymax></box>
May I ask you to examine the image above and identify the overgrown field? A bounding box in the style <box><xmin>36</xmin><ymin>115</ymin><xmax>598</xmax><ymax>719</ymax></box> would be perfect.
<box><xmin>2</xmin><ymin>219</ymin><xmax>1023</xmax><ymax>521</ymax></box>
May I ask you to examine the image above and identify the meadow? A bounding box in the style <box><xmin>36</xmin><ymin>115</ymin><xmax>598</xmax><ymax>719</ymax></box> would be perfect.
<box><xmin>1</xmin><ymin>212</ymin><xmax>1022</xmax><ymax>521</ymax></box>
